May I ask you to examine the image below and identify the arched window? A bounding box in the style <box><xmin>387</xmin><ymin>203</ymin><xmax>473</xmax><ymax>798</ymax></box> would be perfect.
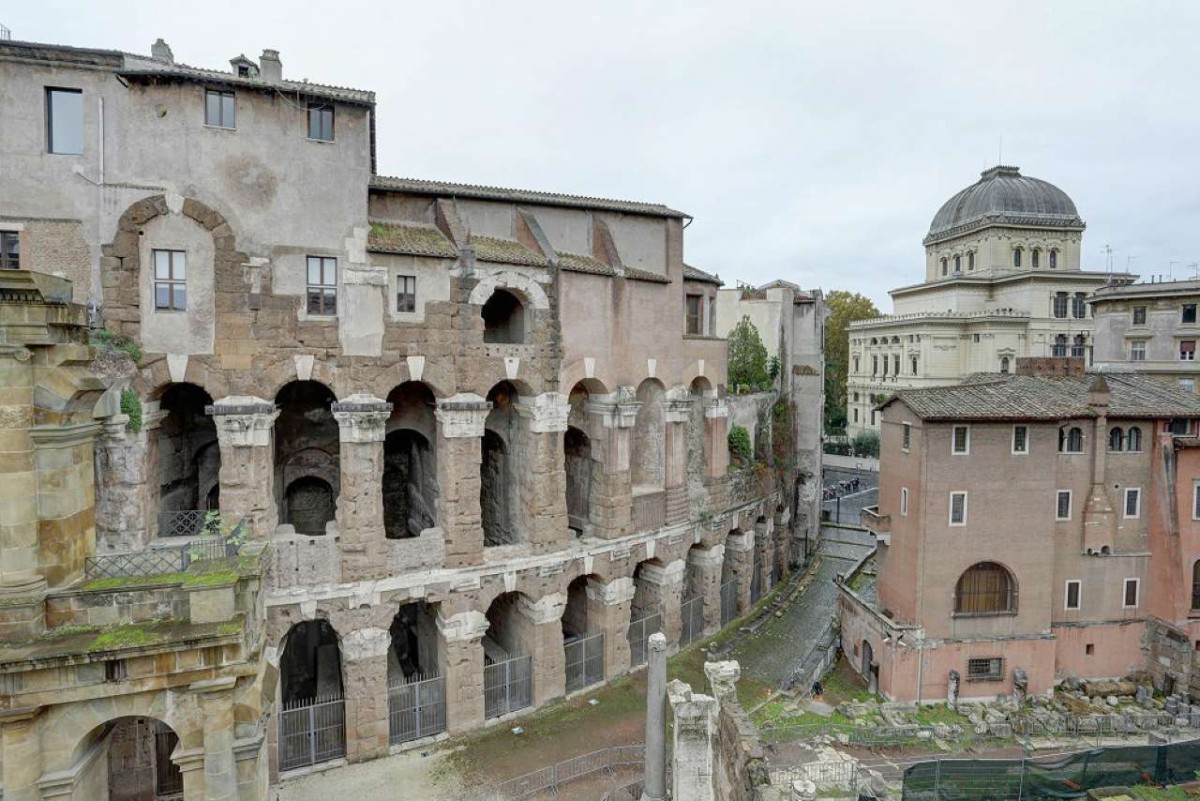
<box><xmin>968</xmin><ymin>251</ymin><xmax>975</xmax><ymax>270</ymax></box>
<box><xmin>954</xmin><ymin>255</ymin><xmax>961</xmax><ymax>272</ymax></box>
<box><xmin>481</xmin><ymin>289</ymin><xmax>525</xmax><ymax>344</ymax></box>
<box><xmin>1013</xmin><ymin>248</ymin><xmax>1022</xmax><ymax>268</ymax></box>
<box><xmin>911</xmin><ymin>356</ymin><xmax>918</xmax><ymax>375</ymax></box>
<box><xmin>1126</xmin><ymin>426</ymin><xmax>1143</xmax><ymax>452</ymax></box>
<box><xmin>1108</xmin><ymin>427</ymin><xmax>1125</xmax><ymax>452</ymax></box>
<box><xmin>955</xmin><ymin>562</ymin><xmax>1016</xmax><ymax>615</ymax></box>
<box><xmin>1049</xmin><ymin>249</ymin><xmax>1058</xmax><ymax>269</ymax></box>
<box><xmin>941</xmin><ymin>258</ymin><xmax>948</xmax><ymax>276</ymax></box>
<box><xmin>1052</xmin><ymin>334</ymin><xmax>1068</xmax><ymax>358</ymax></box>
<box><xmin>1059</xmin><ymin>426</ymin><xmax>1084</xmax><ymax>453</ymax></box>
<box><xmin>1031</xmin><ymin>248</ymin><xmax>1040</xmax><ymax>269</ymax></box>
<box><xmin>1192</xmin><ymin>560</ymin><xmax>1200</xmax><ymax>611</ymax></box>
<box><xmin>999</xmin><ymin>356</ymin><xmax>1010</xmax><ymax>374</ymax></box>
<box><xmin>853</xmin><ymin>356</ymin><xmax>860</xmax><ymax>373</ymax></box>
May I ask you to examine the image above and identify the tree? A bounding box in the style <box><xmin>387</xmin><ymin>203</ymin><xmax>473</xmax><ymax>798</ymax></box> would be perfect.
<box><xmin>727</xmin><ymin>316</ymin><xmax>772</xmax><ymax>392</ymax></box>
<box><xmin>824</xmin><ymin>290</ymin><xmax>881</xmax><ymax>433</ymax></box>
<box><xmin>852</xmin><ymin>429</ymin><xmax>880</xmax><ymax>458</ymax></box>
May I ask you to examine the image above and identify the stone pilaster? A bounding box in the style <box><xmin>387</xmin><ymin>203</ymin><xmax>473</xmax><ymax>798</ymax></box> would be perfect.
<box><xmin>208</xmin><ymin>397</ymin><xmax>279</xmax><ymax>539</ymax></box>
<box><xmin>435</xmin><ymin>394</ymin><xmax>490</xmax><ymax>568</ymax></box>
<box><xmin>688</xmin><ymin>545</ymin><xmax>725</xmax><ymax>636</ymax></box>
<box><xmin>339</xmin><ymin>627</ymin><xmax>391</xmax><ymax>763</ymax></box>
<box><xmin>332</xmin><ymin>395</ymin><xmax>392</xmax><ymax>582</ymax></box>
<box><xmin>93</xmin><ymin>410</ymin><xmax>156</xmax><ymax>552</ymax></box>
<box><xmin>637</xmin><ymin>560</ymin><xmax>685</xmax><ymax>651</ymax></box>
<box><xmin>585</xmin><ymin>576</ymin><xmax>636</xmax><ymax>679</ymax></box>
<box><xmin>436</xmin><ymin>610</ymin><xmax>488</xmax><ymax>734</ymax></box>
<box><xmin>703</xmin><ymin>399</ymin><xmax>729</xmax><ymax>478</ymax></box>
<box><xmin>1</xmin><ymin>708</ymin><xmax>43</xmax><ymax>801</ymax></box>
<box><xmin>173</xmin><ymin>747</ymin><xmax>207</xmax><ymax>801</ymax></box>
<box><xmin>519</xmin><ymin>593</ymin><xmax>567</xmax><ymax>706</ymax></box>
<box><xmin>583</xmin><ymin>391</ymin><xmax>638</xmax><ymax>540</ymax></box>
<box><xmin>725</xmin><ymin>529</ymin><xmax>756</xmax><ymax>617</ymax></box>
<box><xmin>663</xmin><ymin>397</ymin><xmax>692</xmax><ymax>525</ymax></box>
<box><xmin>192</xmin><ymin>678</ymin><xmax>238</xmax><ymax>801</ymax></box>
<box><xmin>754</xmin><ymin>517</ymin><xmax>775</xmax><ymax>594</ymax></box>
<box><xmin>514</xmin><ymin>393</ymin><xmax>570</xmax><ymax>553</ymax></box>
<box><xmin>668</xmin><ymin>679</ymin><xmax>717</xmax><ymax>801</ymax></box>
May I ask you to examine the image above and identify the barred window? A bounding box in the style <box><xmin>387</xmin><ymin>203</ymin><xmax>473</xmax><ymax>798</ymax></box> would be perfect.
<box><xmin>1012</xmin><ymin>425</ymin><xmax>1028</xmax><ymax>454</ymax></box>
<box><xmin>1131</xmin><ymin>340</ymin><xmax>1147</xmax><ymax>361</ymax></box>
<box><xmin>902</xmin><ymin>423</ymin><xmax>911</xmax><ymax>451</ymax></box>
<box><xmin>1065</xmin><ymin>580</ymin><xmax>1081</xmax><ymax>611</ymax></box>
<box><xmin>306</xmin><ymin>256</ymin><xmax>338</xmax><ymax>316</ymax></box>
<box><xmin>1056</xmin><ymin>490</ymin><xmax>1071</xmax><ymax>521</ymax></box>
<box><xmin>1124</xmin><ymin>487</ymin><xmax>1141</xmax><ymax>519</ymax></box>
<box><xmin>955</xmin><ymin>562</ymin><xmax>1016</xmax><ymax>615</ymax></box>
<box><xmin>949</xmin><ymin>491</ymin><xmax>968</xmax><ymax>525</ymax></box>
<box><xmin>1133</xmin><ymin>306</ymin><xmax>1147</xmax><ymax>325</ymax></box>
<box><xmin>1052</xmin><ymin>334</ymin><xmax>1068</xmax><ymax>358</ymax></box>
<box><xmin>1184</xmin><ymin>304</ymin><xmax>1197</xmax><ymax>324</ymax></box>
<box><xmin>952</xmin><ymin>425</ymin><xmax>969</xmax><ymax>454</ymax></box>
<box><xmin>1127</xmin><ymin>427</ymin><xmax>1142</xmax><ymax>452</ymax></box>
<box><xmin>966</xmin><ymin>657</ymin><xmax>1005</xmax><ymax>681</ymax></box>
<box><xmin>0</xmin><ymin>231</ymin><xmax>19</xmax><ymax>270</ymax></box>
<box><xmin>396</xmin><ymin>275</ymin><xmax>417</xmax><ymax>313</ymax></box>
<box><xmin>685</xmin><ymin>294</ymin><xmax>702</xmax><ymax>335</ymax></box>
<box><xmin>153</xmin><ymin>250</ymin><xmax>186</xmax><ymax>310</ymax></box>
<box><xmin>1052</xmin><ymin>292</ymin><xmax>1068</xmax><ymax>319</ymax></box>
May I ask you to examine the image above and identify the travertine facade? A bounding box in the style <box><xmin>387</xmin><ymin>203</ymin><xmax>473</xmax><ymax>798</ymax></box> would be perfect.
<box><xmin>846</xmin><ymin>166</ymin><xmax>1133</xmax><ymax>438</ymax></box>
<box><xmin>1090</xmin><ymin>278</ymin><xmax>1200</xmax><ymax>392</ymax></box>
<box><xmin>0</xmin><ymin>36</ymin><xmax>819</xmax><ymax>797</ymax></box>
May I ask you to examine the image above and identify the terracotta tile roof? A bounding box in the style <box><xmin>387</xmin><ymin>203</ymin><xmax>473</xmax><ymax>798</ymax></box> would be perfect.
<box><xmin>886</xmin><ymin>372</ymin><xmax>1200</xmax><ymax>421</ymax></box>
<box><xmin>367</xmin><ymin>222</ymin><xmax>457</xmax><ymax>258</ymax></box>
<box><xmin>557</xmin><ymin>252</ymin><xmax>616</xmax><ymax>276</ymax></box>
<box><xmin>683</xmin><ymin>264</ymin><xmax>722</xmax><ymax>285</ymax></box>
<box><xmin>621</xmin><ymin>266</ymin><xmax>671</xmax><ymax>284</ymax></box>
<box><xmin>469</xmin><ymin>235</ymin><xmax>549</xmax><ymax>267</ymax></box>
<box><xmin>370</xmin><ymin>175</ymin><xmax>687</xmax><ymax>218</ymax></box>
<box><xmin>118</xmin><ymin>55</ymin><xmax>374</xmax><ymax>105</ymax></box>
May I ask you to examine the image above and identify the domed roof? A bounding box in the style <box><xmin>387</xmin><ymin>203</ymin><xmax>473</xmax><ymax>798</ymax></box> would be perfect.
<box><xmin>925</xmin><ymin>165</ymin><xmax>1083</xmax><ymax>244</ymax></box>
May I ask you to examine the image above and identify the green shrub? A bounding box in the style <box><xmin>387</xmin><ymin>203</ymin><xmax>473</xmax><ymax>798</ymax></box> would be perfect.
<box><xmin>120</xmin><ymin>388</ymin><xmax>143</xmax><ymax>433</ymax></box>
<box><xmin>728</xmin><ymin>316</ymin><xmax>772</xmax><ymax>392</ymax></box>
<box><xmin>91</xmin><ymin>329</ymin><xmax>143</xmax><ymax>363</ymax></box>
<box><xmin>728</xmin><ymin>425</ymin><xmax>752</xmax><ymax>463</ymax></box>
<box><xmin>851</xmin><ymin>430</ymin><xmax>880</xmax><ymax>458</ymax></box>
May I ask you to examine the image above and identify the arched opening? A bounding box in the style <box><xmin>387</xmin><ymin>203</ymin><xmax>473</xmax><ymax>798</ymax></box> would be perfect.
<box><xmin>483</xmin><ymin>592</ymin><xmax>534</xmax><ymax>718</ymax></box>
<box><xmin>687</xmin><ymin>377</ymin><xmax>713</xmax><ymax>489</ymax></box>
<box><xmin>1127</xmin><ymin>426</ymin><xmax>1143</xmax><ymax>452</ymax></box>
<box><xmin>628</xmin><ymin>560</ymin><xmax>663</xmax><ymax>666</ymax></box>
<box><xmin>481</xmin><ymin>288</ymin><xmax>525</xmax><ymax>344</ymax></box>
<box><xmin>999</xmin><ymin>356</ymin><xmax>1010</xmax><ymax>374</ymax></box>
<box><xmin>1059</xmin><ymin>426</ymin><xmax>1084</xmax><ymax>453</ymax></box>
<box><xmin>275</xmin><ymin>381</ymin><xmax>339</xmax><ymax>535</ymax></box>
<box><xmin>1108</xmin><ymin>427</ymin><xmax>1125</xmax><ymax>452</ymax></box>
<box><xmin>860</xmin><ymin>639</ymin><xmax>874</xmax><ymax>678</ymax></box>
<box><xmin>954</xmin><ymin>562</ymin><xmax>1017</xmax><ymax>616</ymax></box>
<box><xmin>80</xmin><ymin>716</ymin><xmax>184</xmax><ymax>801</ymax></box>
<box><xmin>564</xmin><ymin>426</ymin><xmax>592</xmax><ymax>535</ymax></box>
<box><xmin>563</xmin><ymin>575</ymin><xmax>604</xmax><ymax>691</ymax></box>
<box><xmin>631</xmin><ymin>379</ymin><xmax>665</xmax><ymax>493</ymax></box>
<box><xmin>383</xmin><ymin>382</ymin><xmax>438</xmax><ymax>539</ymax></box>
<box><xmin>388</xmin><ymin>601</ymin><xmax>439</xmax><ymax>682</ymax></box>
<box><xmin>482</xmin><ymin>382</ymin><xmax>522</xmax><ymax>547</ymax></box>
<box><xmin>680</xmin><ymin>546</ymin><xmax>705</xmax><ymax>645</ymax></box>
<box><xmin>720</xmin><ymin>543</ymin><xmax>738</xmax><ymax>626</ymax></box>
<box><xmin>156</xmin><ymin>383</ymin><xmax>219</xmax><ymax>537</ymax></box>
<box><xmin>280</xmin><ymin>619</ymin><xmax>343</xmax><ymax>704</ymax></box>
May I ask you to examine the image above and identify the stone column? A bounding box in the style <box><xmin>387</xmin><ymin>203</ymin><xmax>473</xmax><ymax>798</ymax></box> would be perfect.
<box><xmin>208</xmin><ymin>397</ymin><xmax>279</xmax><ymax>539</ymax></box>
<box><xmin>668</xmin><ymin>679</ymin><xmax>717</xmax><ymax>801</ymax></box>
<box><xmin>703</xmin><ymin>399</ymin><xmax>729</xmax><ymax>478</ymax></box>
<box><xmin>519</xmin><ymin>593</ymin><xmax>567</xmax><ymax>706</ymax></box>
<box><xmin>514</xmin><ymin>392</ymin><xmax>570</xmax><ymax>554</ymax></box>
<box><xmin>641</xmin><ymin>633</ymin><xmax>668</xmax><ymax>801</ymax></box>
<box><xmin>172</xmin><ymin>748</ymin><xmax>206</xmax><ymax>801</ymax></box>
<box><xmin>437</xmin><ymin>610</ymin><xmax>488</xmax><ymax>734</ymax></box>
<box><xmin>725</xmin><ymin>529</ymin><xmax>756</xmax><ymax>616</ymax></box>
<box><xmin>332</xmin><ymin>395</ymin><xmax>392</xmax><ymax>582</ymax></box>
<box><xmin>586</xmin><ymin>576</ymin><xmax>636</xmax><ymax>679</ymax></box>
<box><xmin>93</xmin><ymin>404</ymin><xmax>158</xmax><ymax>552</ymax></box>
<box><xmin>584</xmin><ymin>391</ymin><xmax>638</xmax><ymax>540</ymax></box>
<box><xmin>688</xmin><ymin>545</ymin><xmax>725</xmax><ymax>637</ymax></box>
<box><xmin>191</xmin><ymin>678</ymin><xmax>238</xmax><ymax>801</ymax></box>
<box><xmin>434</xmin><ymin>394</ymin><xmax>490</xmax><ymax>568</ymax></box>
<box><xmin>1</xmin><ymin>708</ymin><xmax>43</xmax><ymax>801</ymax></box>
<box><xmin>663</xmin><ymin>396</ymin><xmax>692</xmax><ymax>526</ymax></box>
<box><xmin>0</xmin><ymin>347</ymin><xmax>46</xmax><ymax>639</ymax></box>
<box><xmin>340</xmin><ymin>627</ymin><xmax>391</xmax><ymax>763</ymax></box>
<box><xmin>637</xmin><ymin>560</ymin><xmax>685</xmax><ymax>651</ymax></box>
<box><xmin>754</xmin><ymin>517</ymin><xmax>775</xmax><ymax>593</ymax></box>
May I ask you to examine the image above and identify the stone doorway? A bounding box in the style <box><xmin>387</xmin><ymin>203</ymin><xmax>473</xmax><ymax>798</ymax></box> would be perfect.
<box><xmin>275</xmin><ymin>381</ymin><xmax>339</xmax><ymax>536</ymax></box>
<box><xmin>155</xmin><ymin>383</ymin><xmax>219</xmax><ymax>537</ymax></box>
<box><xmin>103</xmin><ymin>717</ymin><xmax>183</xmax><ymax>801</ymax></box>
<box><xmin>280</xmin><ymin>619</ymin><xmax>343</xmax><ymax>704</ymax></box>
<box><xmin>482</xmin><ymin>382</ymin><xmax>522</xmax><ymax>547</ymax></box>
<box><xmin>383</xmin><ymin>382</ymin><xmax>438</xmax><ymax>539</ymax></box>
<box><xmin>388</xmin><ymin>601</ymin><xmax>440</xmax><ymax>682</ymax></box>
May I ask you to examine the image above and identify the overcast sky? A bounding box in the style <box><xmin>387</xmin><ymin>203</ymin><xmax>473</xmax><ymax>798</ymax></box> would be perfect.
<box><xmin>8</xmin><ymin>1</ymin><xmax>1200</xmax><ymax>307</ymax></box>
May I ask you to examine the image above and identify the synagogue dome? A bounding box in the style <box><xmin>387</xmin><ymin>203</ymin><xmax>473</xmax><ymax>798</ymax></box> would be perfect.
<box><xmin>925</xmin><ymin>165</ymin><xmax>1083</xmax><ymax>245</ymax></box>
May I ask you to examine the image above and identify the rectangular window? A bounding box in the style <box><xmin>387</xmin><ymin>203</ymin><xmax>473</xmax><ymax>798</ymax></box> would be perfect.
<box><xmin>1193</xmin><ymin>482</ymin><xmax>1200</xmax><ymax>519</ymax></box>
<box><xmin>1123</xmin><ymin>578</ymin><xmax>1140</xmax><ymax>609</ymax></box>
<box><xmin>685</xmin><ymin>294</ymin><xmax>702</xmax><ymax>335</ymax></box>
<box><xmin>1056</xmin><ymin>490</ymin><xmax>1072</xmax><ymax>521</ymax></box>
<box><xmin>1124</xmin><ymin>487</ymin><xmax>1141</xmax><ymax>518</ymax></box>
<box><xmin>1052</xmin><ymin>291</ymin><xmax>1068</xmax><ymax>319</ymax></box>
<box><xmin>396</xmin><ymin>275</ymin><xmax>417</xmax><ymax>313</ymax></box>
<box><xmin>1065</xmin><ymin>580</ymin><xmax>1081</xmax><ymax>610</ymax></box>
<box><xmin>104</xmin><ymin>659</ymin><xmax>127</xmax><ymax>682</ymax></box>
<box><xmin>872</xmin><ymin>355</ymin><xmax>878</xmax><ymax>375</ymax></box>
<box><xmin>306</xmin><ymin>256</ymin><xmax>338</xmax><ymax>316</ymax></box>
<box><xmin>0</xmin><ymin>231</ymin><xmax>19</xmax><ymax>270</ymax></box>
<box><xmin>1130</xmin><ymin>340</ymin><xmax>1146</xmax><ymax>361</ymax></box>
<box><xmin>46</xmin><ymin>87</ymin><xmax>84</xmax><ymax>154</ymax></box>
<box><xmin>1182</xmin><ymin>341</ymin><xmax>1196</xmax><ymax>361</ymax></box>
<box><xmin>966</xmin><ymin>656</ymin><xmax>1004</xmax><ymax>682</ymax></box>
<box><xmin>902</xmin><ymin>423</ymin><xmax>911</xmax><ymax>451</ymax></box>
<box><xmin>204</xmin><ymin>90</ymin><xmax>236</xmax><ymax>128</ymax></box>
<box><xmin>853</xmin><ymin>408</ymin><xmax>858</xmax><ymax>423</ymax></box>
<box><xmin>152</xmin><ymin>250</ymin><xmax>187</xmax><ymax>310</ymax></box>
<box><xmin>949</xmin><ymin>491</ymin><xmax>967</xmax><ymax>526</ymax></box>
<box><xmin>893</xmin><ymin>354</ymin><xmax>900</xmax><ymax>375</ymax></box>
<box><xmin>1073</xmin><ymin>293</ymin><xmax>1087</xmax><ymax>319</ymax></box>
<box><xmin>952</xmin><ymin>425</ymin><xmax>969</xmax><ymax>455</ymax></box>
<box><xmin>1180</xmin><ymin>378</ymin><xmax>1196</xmax><ymax>393</ymax></box>
<box><xmin>1133</xmin><ymin>306</ymin><xmax>1147</xmax><ymax>325</ymax></box>
<box><xmin>901</xmin><ymin>488</ymin><xmax>909</xmax><ymax>517</ymax></box>
<box><xmin>1012</xmin><ymin>425</ymin><xmax>1028</xmax><ymax>454</ymax></box>
<box><xmin>1184</xmin><ymin>304</ymin><xmax>1197</xmax><ymax>324</ymax></box>
<box><xmin>308</xmin><ymin>103</ymin><xmax>335</xmax><ymax>141</ymax></box>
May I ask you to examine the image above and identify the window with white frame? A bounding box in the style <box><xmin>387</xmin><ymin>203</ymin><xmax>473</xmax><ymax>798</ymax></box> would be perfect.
<box><xmin>307</xmin><ymin>102</ymin><xmax>335</xmax><ymax>141</ymax></box>
<box><xmin>1065</xmin><ymin>580</ymin><xmax>1081</xmax><ymax>610</ymax></box>
<box><xmin>1131</xmin><ymin>340</ymin><xmax>1147</xmax><ymax>361</ymax></box>
<box><xmin>306</xmin><ymin>256</ymin><xmax>338</xmax><ymax>316</ymax></box>
<box><xmin>1056</xmin><ymin>490</ymin><xmax>1072</xmax><ymax>521</ymax></box>
<box><xmin>949</xmin><ymin>491</ymin><xmax>968</xmax><ymax>526</ymax></box>
<box><xmin>1012</xmin><ymin>425</ymin><xmax>1028</xmax><ymax>454</ymax></box>
<box><xmin>396</xmin><ymin>275</ymin><xmax>417</xmax><ymax>313</ymax></box>
<box><xmin>952</xmin><ymin>425</ymin><xmax>969</xmax><ymax>455</ymax></box>
<box><xmin>204</xmin><ymin>89</ymin><xmax>236</xmax><ymax>128</ymax></box>
<box><xmin>1124</xmin><ymin>487</ymin><xmax>1141</xmax><ymax>518</ymax></box>
<box><xmin>1123</xmin><ymin>578</ymin><xmax>1140</xmax><ymax>609</ymax></box>
<box><xmin>901</xmin><ymin>488</ymin><xmax>909</xmax><ymax>517</ymax></box>
<box><xmin>0</xmin><ymin>231</ymin><xmax>20</xmax><ymax>270</ymax></box>
<box><xmin>152</xmin><ymin>250</ymin><xmax>186</xmax><ymax>310</ymax></box>
<box><xmin>902</xmin><ymin>423</ymin><xmax>911</xmax><ymax>451</ymax></box>
<box><xmin>46</xmin><ymin>87</ymin><xmax>84</xmax><ymax>154</ymax></box>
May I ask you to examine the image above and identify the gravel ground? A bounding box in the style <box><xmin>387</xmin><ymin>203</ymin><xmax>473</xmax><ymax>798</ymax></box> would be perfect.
<box><xmin>275</xmin><ymin>747</ymin><xmax>466</xmax><ymax>801</ymax></box>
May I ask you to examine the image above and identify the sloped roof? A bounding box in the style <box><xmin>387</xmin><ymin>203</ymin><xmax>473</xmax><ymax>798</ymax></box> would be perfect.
<box><xmin>885</xmin><ymin>372</ymin><xmax>1200</xmax><ymax>421</ymax></box>
<box><xmin>683</xmin><ymin>264</ymin><xmax>722</xmax><ymax>285</ymax></box>
<box><xmin>118</xmin><ymin>56</ymin><xmax>375</xmax><ymax>105</ymax></box>
<box><xmin>621</xmin><ymin>266</ymin><xmax>671</xmax><ymax>284</ymax></box>
<box><xmin>469</xmin><ymin>235</ymin><xmax>549</xmax><ymax>267</ymax></box>
<box><xmin>557</xmin><ymin>252</ymin><xmax>616</xmax><ymax>276</ymax></box>
<box><xmin>367</xmin><ymin>222</ymin><xmax>457</xmax><ymax>258</ymax></box>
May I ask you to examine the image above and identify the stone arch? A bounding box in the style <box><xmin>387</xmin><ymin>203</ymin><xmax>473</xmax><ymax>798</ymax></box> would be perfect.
<box><xmin>388</xmin><ymin>600</ymin><xmax>441</xmax><ymax>681</ymax></box>
<box><xmin>483</xmin><ymin>591</ymin><xmax>535</xmax><ymax>660</ymax></box>
<box><xmin>564</xmin><ymin>425</ymin><xmax>592</xmax><ymax>535</ymax></box>
<box><xmin>631</xmin><ymin>378</ymin><xmax>666</xmax><ymax>492</ymax></box>
<box><xmin>279</xmin><ymin>619</ymin><xmax>344</xmax><ymax>704</ymax></box>
<box><xmin>383</xmin><ymin>380</ymin><xmax>439</xmax><ymax>540</ymax></box>
<box><xmin>275</xmin><ymin>381</ymin><xmax>340</xmax><ymax>535</ymax></box>
<box><xmin>481</xmin><ymin>381</ymin><xmax>523</xmax><ymax>546</ymax></box>
<box><xmin>468</xmin><ymin>270</ymin><xmax>550</xmax><ymax>310</ymax></box>
<box><xmin>481</xmin><ymin>288</ymin><xmax>526</xmax><ymax>344</ymax></box>
<box><xmin>64</xmin><ymin>715</ymin><xmax>186</xmax><ymax>801</ymax></box>
<box><xmin>155</xmin><ymin>382</ymin><xmax>219</xmax><ymax>522</ymax></box>
<box><xmin>558</xmin><ymin>361</ymin><xmax>612</xmax><ymax>398</ymax></box>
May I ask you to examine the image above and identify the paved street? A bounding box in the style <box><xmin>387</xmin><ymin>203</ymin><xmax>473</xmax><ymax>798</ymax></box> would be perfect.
<box><xmin>821</xmin><ymin>465</ymin><xmax>879</xmax><ymax>526</ymax></box>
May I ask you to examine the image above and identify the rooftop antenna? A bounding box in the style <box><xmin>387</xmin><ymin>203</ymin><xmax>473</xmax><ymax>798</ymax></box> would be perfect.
<box><xmin>0</xmin><ymin>23</ymin><xmax>11</xmax><ymax>40</ymax></box>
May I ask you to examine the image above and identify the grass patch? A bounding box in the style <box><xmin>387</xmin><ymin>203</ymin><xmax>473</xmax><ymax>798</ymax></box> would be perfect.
<box><xmin>820</xmin><ymin>657</ymin><xmax>874</xmax><ymax>706</ymax></box>
<box><xmin>81</xmin><ymin>573</ymin><xmax>187</xmax><ymax>591</ymax></box>
<box><xmin>1132</xmin><ymin>784</ymin><xmax>1200</xmax><ymax>801</ymax></box>
<box><xmin>912</xmin><ymin>703</ymin><xmax>969</xmax><ymax>727</ymax></box>
<box><xmin>88</xmin><ymin>621</ymin><xmax>167</xmax><ymax>651</ymax></box>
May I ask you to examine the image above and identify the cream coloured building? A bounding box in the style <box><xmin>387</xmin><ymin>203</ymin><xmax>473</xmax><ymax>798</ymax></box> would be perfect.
<box><xmin>846</xmin><ymin>165</ymin><xmax>1133</xmax><ymax>437</ymax></box>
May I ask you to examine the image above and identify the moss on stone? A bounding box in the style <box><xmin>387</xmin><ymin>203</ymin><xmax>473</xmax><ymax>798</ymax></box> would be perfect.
<box><xmin>89</xmin><ymin>623</ymin><xmax>164</xmax><ymax>651</ymax></box>
<box><xmin>81</xmin><ymin>573</ymin><xmax>188</xmax><ymax>591</ymax></box>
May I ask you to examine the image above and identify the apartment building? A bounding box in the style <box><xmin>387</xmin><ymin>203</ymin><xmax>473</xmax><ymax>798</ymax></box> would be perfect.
<box><xmin>1091</xmin><ymin>279</ymin><xmax>1200</xmax><ymax>393</ymax></box>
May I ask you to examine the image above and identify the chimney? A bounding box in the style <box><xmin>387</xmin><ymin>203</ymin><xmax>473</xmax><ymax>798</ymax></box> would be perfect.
<box><xmin>260</xmin><ymin>49</ymin><xmax>282</xmax><ymax>82</ymax></box>
<box><xmin>151</xmin><ymin>38</ymin><xmax>174</xmax><ymax>64</ymax></box>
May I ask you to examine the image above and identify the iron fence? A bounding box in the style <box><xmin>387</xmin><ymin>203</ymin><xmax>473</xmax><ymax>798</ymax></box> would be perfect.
<box><xmin>680</xmin><ymin>595</ymin><xmax>704</xmax><ymax>645</ymax></box>
<box><xmin>564</xmin><ymin>631</ymin><xmax>605</xmax><ymax>693</ymax></box>
<box><xmin>627</xmin><ymin>610</ymin><xmax>662</xmax><ymax>666</ymax></box>
<box><xmin>751</xmin><ymin>553</ymin><xmax>764</xmax><ymax>602</ymax></box>
<box><xmin>278</xmin><ymin>694</ymin><xmax>345</xmax><ymax>772</ymax></box>
<box><xmin>720</xmin><ymin>578</ymin><xmax>738</xmax><ymax>625</ymax></box>
<box><xmin>769</xmin><ymin>760</ymin><xmax>860</xmax><ymax>792</ymax></box>
<box><xmin>153</xmin><ymin>720</ymin><xmax>184</xmax><ymax>799</ymax></box>
<box><xmin>85</xmin><ymin>534</ymin><xmax>241</xmax><ymax>579</ymax></box>
<box><xmin>492</xmin><ymin>745</ymin><xmax>644</xmax><ymax>800</ymax></box>
<box><xmin>632</xmin><ymin>491</ymin><xmax>665</xmax><ymax>532</ymax></box>
<box><xmin>387</xmin><ymin>673</ymin><xmax>447</xmax><ymax>746</ymax></box>
<box><xmin>484</xmin><ymin>654</ymin><xmax>533</xmax><ymax>719</ymax></box>
<box><xmin>158</xmin><ymin>509</ymin><xmax>221</xmax><ymax>538</ymax></box>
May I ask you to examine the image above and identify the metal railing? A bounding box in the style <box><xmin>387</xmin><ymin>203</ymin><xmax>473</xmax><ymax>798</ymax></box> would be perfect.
<box><xmin>768</xmin><ymin>761</ymin><xmax>859</xmax><ymax>793</ymax></box>
<box><xmin>484</xmin><ymin>654</ymin><xmax>533</xmax><ymax>719</ymax></box>
<box><xmin>720</xmin><ymin>578</ymin><xmax>738</xmax><ymax>625</ymax></box>
<box><xmin>631</xmin><ymin>491</ymin><xmax>665</xmax><ymax>532</ymax></box>
<box><xmin>158</xmin><ymin>509</ymin><xmax>221</xmax><ymax>538</ymax></box>
<box><xmin>750</xmin><ymin>554</ymin><xmax>764</xmax><ymax>603</ymax></box>
<box><xmin>387</xmin><ymin>673</ymin><xmax>447</xmax><ymax>746</ymax></box>
<box><xmin>564</xmin><ymin>631</ymin><xmax>604</xmax><ymax>693</ymax></box>
<box><xmin>84</xmin><ymin>535</ymin><xmax>240</xmax><ymax>579</ymax></box>
<box><xmin>278</xmin><ymin>694</ymin><xmax>345</xmax><ymax>772</ymax></box>
<box><xmin>491</xmin><ymin>745</ymin><xmax>645</xmax><ymax>800</ymax></box>
<box><xmin>627</xmin><ymin>610</ymin><xmax>662</xmax><ymax>666</ymax></box>
<box><xmin>679</xmin><ymin>595</ymin><xmax>704</xmax><ymax>646</ymax></box>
